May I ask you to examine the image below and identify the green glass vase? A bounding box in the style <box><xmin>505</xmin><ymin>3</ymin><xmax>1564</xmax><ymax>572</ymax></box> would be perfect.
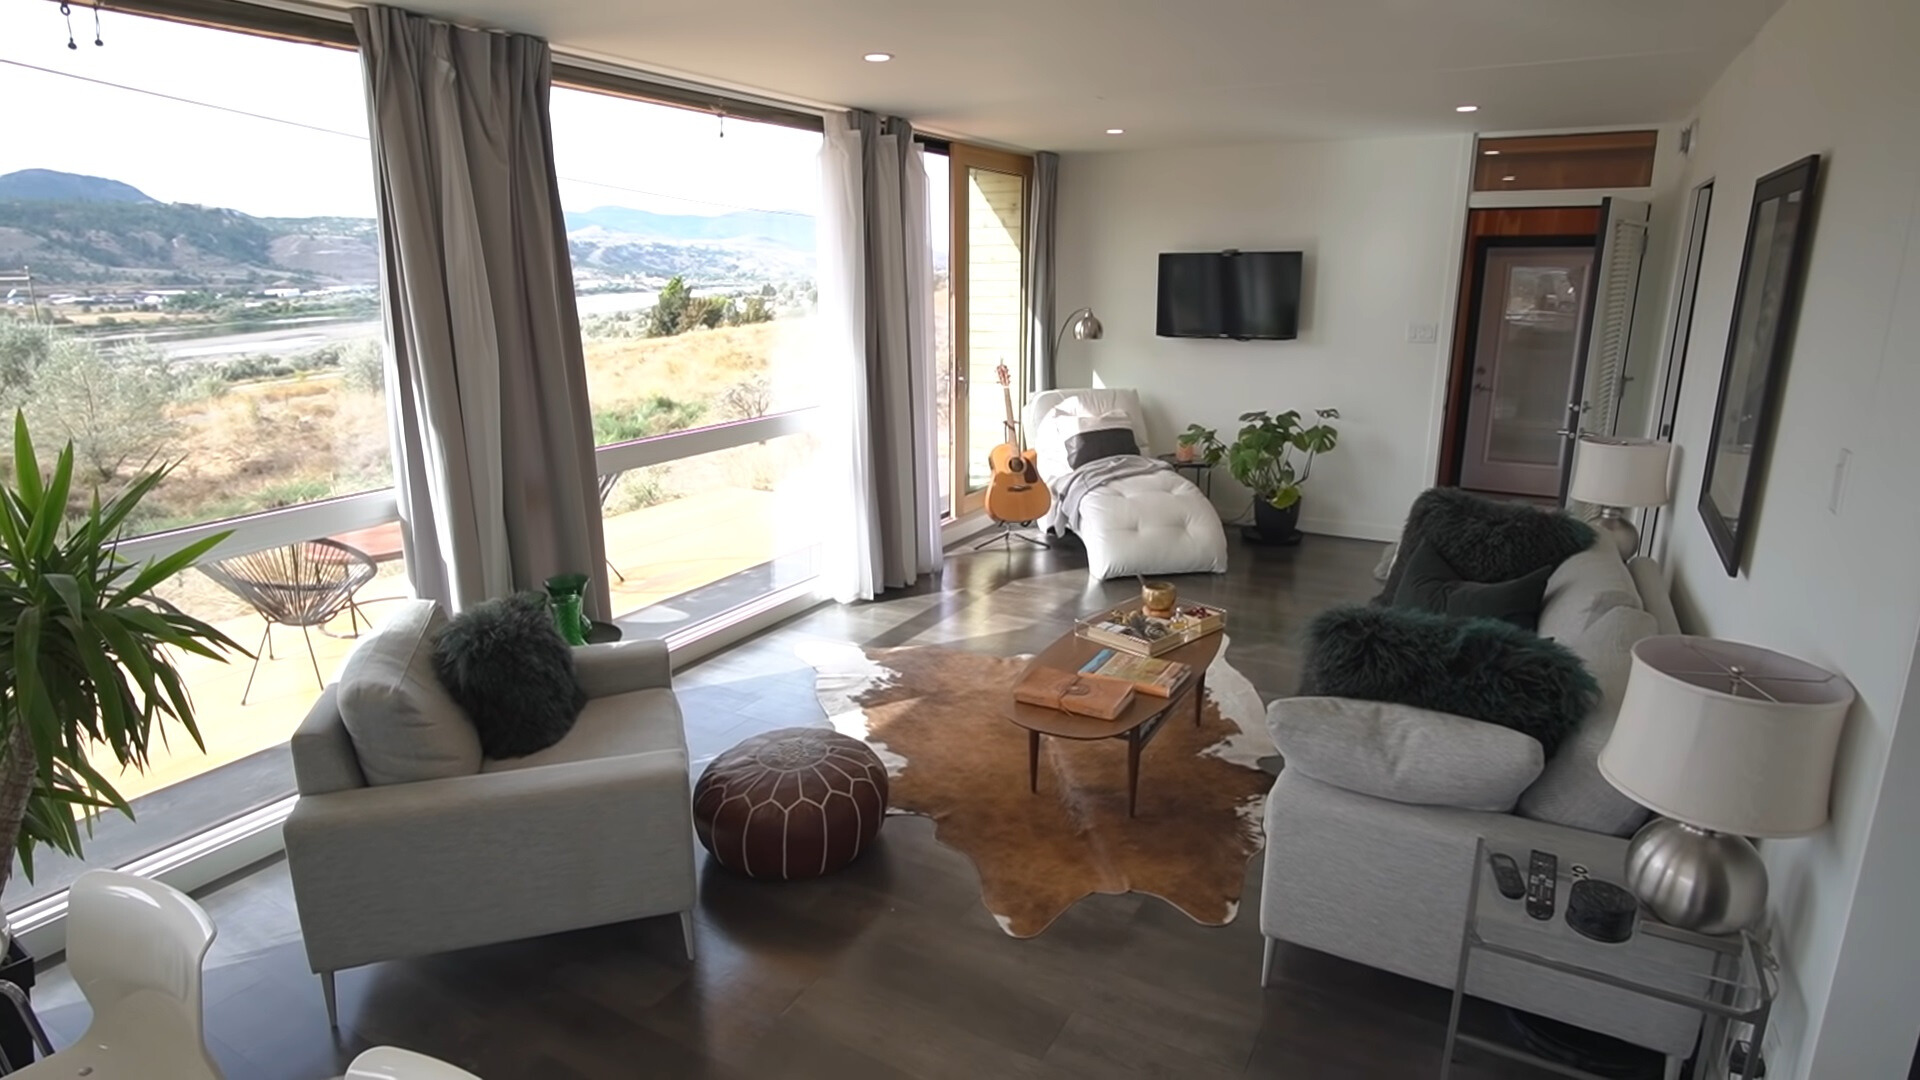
<box><xmin>545</xmin><ymin>572</ymin><xmax>590</xmax><ymax>646</ymax></box>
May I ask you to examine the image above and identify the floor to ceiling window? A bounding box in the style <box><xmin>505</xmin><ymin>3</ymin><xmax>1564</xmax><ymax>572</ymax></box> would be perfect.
<box><xmin>547</xmin><ymin>82</ymin><xmax>824</xmax><ymax>638</ymax></box>
<box><xmin>930</xmin><ymin>144</ymin><xmax>1033</xmax><ymax>518</ymax></box>
<box><xmin>0</xmin><ymin>4</ymin><xmax>402</xmax><ymax>911</ymax></box>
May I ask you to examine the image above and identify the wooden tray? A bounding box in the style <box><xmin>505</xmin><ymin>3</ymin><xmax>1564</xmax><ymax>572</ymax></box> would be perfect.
<box><xmin>1074</xmin><ymin>603</ymin><xmax>1226</xmax><ymax>657</ymax></box>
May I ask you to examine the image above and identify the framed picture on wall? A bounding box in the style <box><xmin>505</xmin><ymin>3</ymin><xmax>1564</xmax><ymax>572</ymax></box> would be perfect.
<box><xmin>1698</xmin><ymin>154</ymin><xmax>1822</xmax><ymax>576</ymax></box>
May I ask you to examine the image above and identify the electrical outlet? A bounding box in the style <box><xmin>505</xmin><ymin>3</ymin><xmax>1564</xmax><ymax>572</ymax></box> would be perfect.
<box><xmin>1829</xmin><ymin>449</ymin><xmax>1851</xmax><ymax>514</ymax></box>
<box><xmin>1407</xmin><ymin>322</ymin><xmax>1439</xmax><ymax>344</ymax></box>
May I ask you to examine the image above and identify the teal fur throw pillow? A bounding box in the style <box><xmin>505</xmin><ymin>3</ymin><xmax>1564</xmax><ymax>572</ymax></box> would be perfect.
<box><xmin>1392</xmin><ymin>541</ymin><xmax>1554</xmax><ymax>631</ymax></box>
<box><xmin>1376</xmin><ymin>487</ymin><xmax>1596</xmax><ymax>605</ymax></box>
<box><xmin>432</xmin><ymin>591</ymin><xmax>587</xmax><ymax>759</ymax></box>
<box><xmin>1300</xmin><ymin>605</ymin><xmax>1598</xmax><ymax>757</ymax></box>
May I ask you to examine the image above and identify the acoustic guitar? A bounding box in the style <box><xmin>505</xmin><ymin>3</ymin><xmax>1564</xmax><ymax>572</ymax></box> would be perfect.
<box><xmin>983</xmin><ymin>362</ymin><xmax>1053</xmax><ymax>524</ymax></box>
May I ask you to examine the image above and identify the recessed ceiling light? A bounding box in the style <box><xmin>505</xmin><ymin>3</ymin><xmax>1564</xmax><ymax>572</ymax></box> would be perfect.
<box><xmin>1482</xmin><ymin>149</ymin><xmax>1501</xmax><ymax>156</ymax></box>
<box><xmin>1105</xmin><ymin>128</ymin><xmax>1125</xmax><ymax>135</ymax></box>
<box><xmin>1501</xmin><ymin>175</ymin><xmax>1518</xmax><ymax>182</ymax></box>
<box><xmin>863</xmin><ymin>52</ymin><xmax>893</xmax><ymax>62</ymax></box>
<box><xmin>1455</xmin><ymin>104</ymin><xmax>1479</xmax><ymax>113</ymax></box>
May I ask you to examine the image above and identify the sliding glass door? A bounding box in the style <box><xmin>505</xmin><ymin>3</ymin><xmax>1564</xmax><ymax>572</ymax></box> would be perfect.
<box><xmin>939</xmin><ymin>145</ymin><xmax>1032</xmax><ymax>517</ymax></box>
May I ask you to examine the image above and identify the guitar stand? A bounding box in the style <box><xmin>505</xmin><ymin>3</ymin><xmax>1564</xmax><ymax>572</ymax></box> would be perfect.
<box><xmin>973</xmin><ymin>521</ymin><xmax>1050</xmax><ymax>551</ymax></box>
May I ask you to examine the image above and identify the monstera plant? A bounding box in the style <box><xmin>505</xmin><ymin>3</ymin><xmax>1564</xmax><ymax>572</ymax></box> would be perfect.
<box><xmin>0</xmin><ymin>412</ymin><xmax>239</xmax><ymax>896</ymax></box>
<box><xmin>1195</xmin><ymin>408</ymin><xmax>1340</xmax><ymax>542</ymax></box>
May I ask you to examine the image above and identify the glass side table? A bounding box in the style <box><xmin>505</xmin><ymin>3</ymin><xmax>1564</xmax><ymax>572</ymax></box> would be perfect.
<box><xmin>1156</xmin><ymin>453</ymin><xmax>1214</xmax><ymax>496</ymax></box>
<box><xmin>1442</xmin><ymin>836</ymin><xmax>1776</xmax><ymax>1080</ymax></box>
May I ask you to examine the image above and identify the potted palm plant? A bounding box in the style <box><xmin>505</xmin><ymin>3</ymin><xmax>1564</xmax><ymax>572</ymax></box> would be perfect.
<box><xmin>0</xmin><ymin>412</ymin><xmax>240</xmax><ymax>905</ymax></box>
<box><xmin>1210</xmin><ymin>408</ymin><xmax>1340</xmax><ymax>542</ymax></box>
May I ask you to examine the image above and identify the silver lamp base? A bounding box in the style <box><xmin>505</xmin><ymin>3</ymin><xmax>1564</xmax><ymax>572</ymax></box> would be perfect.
<box><xmin>1594</xmin><ymin>506</ymin><xmax>1640</xmax><ymax>559</ymax></box>
<box><xmin>1623</xmin><ymin>818</ymin><xmax>1769</xmax><ymax>935</ymax></box>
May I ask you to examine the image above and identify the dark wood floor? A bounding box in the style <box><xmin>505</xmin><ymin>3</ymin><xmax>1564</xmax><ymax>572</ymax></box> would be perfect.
<box><xmin>30</xmin><ymin>530</ymin><xmax>1553</xmax><ymax>1079</ymax></box>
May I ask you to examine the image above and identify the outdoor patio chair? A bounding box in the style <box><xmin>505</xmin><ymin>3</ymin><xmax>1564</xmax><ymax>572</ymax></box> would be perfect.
<box><xmin>198</xmin><ymin>538</ymin><xmax>378</xmax><ymax>705</ymax></box>
<box><xmin>598</xmin><ymin>471</ymin><xmax>626</xmax><ymax>582</ymax></box>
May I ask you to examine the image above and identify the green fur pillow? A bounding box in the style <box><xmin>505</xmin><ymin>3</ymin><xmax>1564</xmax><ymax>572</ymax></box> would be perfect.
<box><xmin>1300</xmin><ymin>605</ymin><xmax>1598</xmax><ymax>757</ymax></box>
<box><xmin>432</xmin><ymin>591</ymin><xmax>587</xmax><ymax>759</ymax></box>
<box><xmin>1376</xmin><ymin>488</ymin><xmax>1596</xmax><ymax>605</ymax></box>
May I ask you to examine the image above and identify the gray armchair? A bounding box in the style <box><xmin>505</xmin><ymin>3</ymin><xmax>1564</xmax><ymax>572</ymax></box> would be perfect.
<box><xmin>283</xmin><ymin>600</ymin><xmax>696</xmax><ymax>1030</ymax></box>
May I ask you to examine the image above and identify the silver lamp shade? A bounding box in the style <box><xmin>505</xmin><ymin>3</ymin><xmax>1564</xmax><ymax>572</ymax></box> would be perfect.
<box><xmin>1568</xmin><ymin>436</ymin><xmax>1673</xmax><ymax>559</ymax></box>
<box><xmin>1053</xmin><ymin>308</ymin><xmax>1103</xmax><ymax>357</ymax></box>
<box><xmin>1600</xmin><ymin>636</ymin><xmax>1854</xmax><ymax>934</ymax></box>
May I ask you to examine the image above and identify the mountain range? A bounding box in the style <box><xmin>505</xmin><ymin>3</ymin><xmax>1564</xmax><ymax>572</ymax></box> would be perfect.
<box><xmin>0</xmin><ymin>169</ymin><xmax>814</xmax><ymax>290</ymax></box>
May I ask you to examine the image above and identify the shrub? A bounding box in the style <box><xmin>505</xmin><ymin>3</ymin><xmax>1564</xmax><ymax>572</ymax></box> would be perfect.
<box><xmin>593</xmin><ymin>395</ymin><xmax>707</xmax><ymax>444</ymax></box>
<box><xmin>341</xmin><ymin>338</ymin><xmax>385</xmax><ymax>393</ymax></box>
<box><xmin>20</xmin><ymin>336</ymin><xmax>179</xmax><ymax>483</ymax></box>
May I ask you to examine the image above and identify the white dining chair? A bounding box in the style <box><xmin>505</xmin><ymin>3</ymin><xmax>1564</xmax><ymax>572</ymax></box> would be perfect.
<box><xmin>4</xmin><ymin>869</ymin><xmax>221</xmax><ymax>1079</ymax></box>
<box><xmin>346</xmin><ymin>1046</ymin><xmax>482</xmax><ymax>1079</ymax></box>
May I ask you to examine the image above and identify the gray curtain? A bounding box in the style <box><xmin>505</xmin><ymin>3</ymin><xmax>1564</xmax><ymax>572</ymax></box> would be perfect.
<box><xmin>354</xmin><ymin>6</ymin><xmax>608</xmax><ymax>617</ymax></box>
<box><xmin>841</xmin><ymin>110</ymin><xmax>940</xmax><ymax>597</ymax></box>
<box><xmin>1025</xmin><ymin>150</ymin><xmax>1060</xmax><ymax>392</ymax></box>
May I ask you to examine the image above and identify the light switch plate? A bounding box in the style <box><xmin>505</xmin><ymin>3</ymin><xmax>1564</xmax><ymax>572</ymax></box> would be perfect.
<box><xmin>1407</xmin><ymin>322</ymin><xmax>1439</xmax><ymax>344</ymax></box>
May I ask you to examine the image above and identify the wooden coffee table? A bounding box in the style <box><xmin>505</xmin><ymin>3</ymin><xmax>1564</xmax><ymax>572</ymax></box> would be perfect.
<box><xmin>1004</xmin><ymin>629</ymin><xmax>1223</xmax><ymax>817</ymax></box>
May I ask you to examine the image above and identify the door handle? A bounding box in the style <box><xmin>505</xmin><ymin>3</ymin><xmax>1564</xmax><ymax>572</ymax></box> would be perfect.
<box><xmin>1474</xmin><ymin>383</ymin><xmax>1493</xmax><ymax>392</ymax></box>
<box><xmin>1557</xmin><ymin>429</ymin><xmax>1579</xmax><ymax>439</ymax></box>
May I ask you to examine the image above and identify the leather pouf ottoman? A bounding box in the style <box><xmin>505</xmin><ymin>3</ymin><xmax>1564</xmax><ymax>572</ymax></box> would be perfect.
<box><xmin>693</xmin><ymin>727</ymin><xmax>889</xmax><ymax>880</ymax></box>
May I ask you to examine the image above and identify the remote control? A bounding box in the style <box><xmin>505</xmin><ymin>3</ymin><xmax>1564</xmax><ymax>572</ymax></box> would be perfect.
<box><xmin>1526</xmin><ymin>850</ymin><xmax>1558</xmax><ymax>921</ymax></box>
<box><xmin>1489</xmin><ymin>853</ymin><xmax>1525</xmax><ymax>900</ymax></box>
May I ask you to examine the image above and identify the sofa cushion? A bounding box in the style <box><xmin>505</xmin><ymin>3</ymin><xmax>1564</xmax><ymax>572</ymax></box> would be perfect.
<box><xmin>336</xmin><ymin>599</ymin><xmax>483</xmax><ymax>786</ymax></box>
<box><xmin>1391</xmin><ymin>541</ymin><xmax>1554</xmax><ymax>630</ymax></box>
<box><xmin>1517</xmin><ymin>604</ymin><xmax>1660</xmax><ymax>835</ymax></box>
<box><xmin>1537</xmin><ymin>543</ymin><xmax>1643</xmax><ymax>644</ymax></box>
<box><xmin>432</xmin><ymin>591</ymin><xmax>587</xmax><ymax>760</ymax></box>
<box><xmin>1268</xmin><ymin>697</ymin><xmax>1546</xmax><ymax>811</ymax></box>
<box><xmin>1300</xmin><ymin>605</ymin><xmax>1599</xmax><ymax>758</ymax></box>
<box><xmin>482</xmin><ymin>688</ymin><xmax>686</xmax><ymax>773</ymax></box>
<box><xmin>1376</xmin><ymin>488</ymin><xmax>1596</xmax><ymax>604</ymax></box>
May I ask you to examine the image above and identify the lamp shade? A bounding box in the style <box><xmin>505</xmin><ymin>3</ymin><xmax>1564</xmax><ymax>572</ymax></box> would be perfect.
<box><xmin>1599</xmin><ymin>636</ymin><xmax>1854</xmax><ymax>837</ymax></box>
<box><xmin>1568</xmin><ymin>436</ymin><xmax>1673</xmax><ymax>507</ymax></box>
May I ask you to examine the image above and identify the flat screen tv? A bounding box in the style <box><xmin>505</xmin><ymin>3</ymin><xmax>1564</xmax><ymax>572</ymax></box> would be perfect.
<box><xmin>1156</xmin><ymin>250</ymin><xmax>1302</xmax><ymax>340</ymax></box>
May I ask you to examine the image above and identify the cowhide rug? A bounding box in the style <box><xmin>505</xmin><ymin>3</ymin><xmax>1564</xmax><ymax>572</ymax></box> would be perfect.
<box><xmin>800</xmin><ymin>638</ymin><xmax>1273</xmax><ymax>938</ymax></box>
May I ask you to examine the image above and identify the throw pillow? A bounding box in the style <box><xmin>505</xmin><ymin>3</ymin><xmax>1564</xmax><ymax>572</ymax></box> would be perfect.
<box><xmin>432</xmin><ymin>591</ymin><xmax>588</xmax><ymax>760</ymax></box>
<box><xmin>1391</xmin><ymin>541</ymin><xmax>1555</xmax><ymax>631</ymax></box>
<box><xmin>1375</xmin><ymin>488</ymin><xmax>1596</xmax><ymax>605</ymax></box>
<box><xmin>1299</xmin><ymin>605</ymin><xmax>1600</xmax><ymax>758</ymax></box>
<box><xmin>1064</xmin><ymin>425</ymin><xmax>1140</xmax><ymax>469</ymax></box>
<box><xmin>336</xmin><ymin>599</ymin><xmax>483</xmax><ymax>786</ymax></box>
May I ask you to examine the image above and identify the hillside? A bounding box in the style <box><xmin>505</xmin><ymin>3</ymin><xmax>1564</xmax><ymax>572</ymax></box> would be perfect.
<box><xmin>0</xmin><ymin>169</ymin><xmax>815</xmax><ymax>290</ymax></box>
<box><xmin>0</xmin><ymin>169</ymin><xmax>154</xmax><ymax>203</ymax></box>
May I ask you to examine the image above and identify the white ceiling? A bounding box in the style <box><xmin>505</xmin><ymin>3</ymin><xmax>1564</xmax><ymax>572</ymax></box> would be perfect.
<box><xmin>396</xmin><ymin>0</ymin><xmax>1784</xmax><ymax>150</ymax></box>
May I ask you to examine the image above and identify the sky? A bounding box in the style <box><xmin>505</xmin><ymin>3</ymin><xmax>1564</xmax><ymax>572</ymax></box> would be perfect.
<box><xmin>0</xmin><ymin>0</ymin><xmax>822</xmax><ymax>220</ymax></box>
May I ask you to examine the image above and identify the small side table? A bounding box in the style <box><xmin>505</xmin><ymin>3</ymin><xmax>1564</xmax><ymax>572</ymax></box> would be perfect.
<box><xmin>1157</xmin><ymin>453</ymin><xmax>1214</xmax><ymax>496</ymax></box>
<box><xmin>1442</xmin><ymin>837</ymin><xmax>1774</xmax><ymax>1080</ymax></box>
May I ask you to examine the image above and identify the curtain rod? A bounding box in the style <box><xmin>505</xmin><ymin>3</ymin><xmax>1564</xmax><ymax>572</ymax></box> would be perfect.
<box><xmin>65</xmin><ymin>0</ymin><xmax>828</xmax><ymax>133</ymax></box>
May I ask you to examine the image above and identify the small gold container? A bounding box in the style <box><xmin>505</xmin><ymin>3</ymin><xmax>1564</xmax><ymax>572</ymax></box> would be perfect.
<box><xmin>1141</xmin><ymin>581</ymin><xmax>1177</xmax><ymax>619</ymax></box>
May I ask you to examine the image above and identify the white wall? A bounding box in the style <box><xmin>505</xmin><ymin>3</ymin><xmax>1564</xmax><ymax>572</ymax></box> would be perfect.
<box><xmin>1648</xmin><ymin>0</ymin><xmax>1920</xmax><ymax>1073</ymax></box>
<box><xmin>1055</xmin><ymin>136</ymin><xmax>1469</xmax><ymax>539</ymax></box>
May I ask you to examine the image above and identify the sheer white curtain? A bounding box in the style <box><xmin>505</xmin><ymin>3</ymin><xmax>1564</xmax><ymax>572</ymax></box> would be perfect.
<box><xmin>818</xmin><ymin>111</ymin><xmax>941</xmax><ymax>602</ymax></box>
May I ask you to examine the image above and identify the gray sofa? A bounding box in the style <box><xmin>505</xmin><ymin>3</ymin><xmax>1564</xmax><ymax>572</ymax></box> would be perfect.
<box><xmin>1261</xmin><ymin>544</ymin><xmax>1701</xmax><ymax>1072</ymax></box>
<box><xmin>284</xmin><ymin>600</ymin><xmax>697</xmax><ymax>1029</ymax></box>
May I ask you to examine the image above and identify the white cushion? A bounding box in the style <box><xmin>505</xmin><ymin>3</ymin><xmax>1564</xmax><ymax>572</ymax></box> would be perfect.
<box><xmin>1074</xmin><ymin>469</ymin><xmax>1228</xmax><ymax>579</ymax></box>
<box><xmin>1536</xmin><ymin>543</ymin><xmax>1642</xmax><ymax>643</ymax></box>
<box><xmin>1026</xmin><ymin>389</ymin><xmax>1152</xmax><ymax>482</ymax></box>
<box><xmin>336</xmin><ymin>600</ymin><xmax>483</xmax><ymax>786</ymax></box>
<box><xmin>482</xmin><ymin>688</ymin><xmax>686</xmax><ymax>773</ymax></box>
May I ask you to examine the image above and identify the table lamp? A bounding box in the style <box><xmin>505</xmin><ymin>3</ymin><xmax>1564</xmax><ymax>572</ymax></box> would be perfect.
<box><xmin>1599</xmin><ymin>636</ymin><xmax>1854</xmax><ymax>934</ymax></box>
<box><xmin>1568</xmin><ymin>436</ymin><xmax>1673</xmax><ymax>558</ymax></box>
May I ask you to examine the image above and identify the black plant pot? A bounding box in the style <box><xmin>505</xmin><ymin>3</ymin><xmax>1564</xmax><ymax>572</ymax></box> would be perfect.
<box><xmin>1252</xmin><ymin>497</ymin><xmax>1303</xmax><ymax>545</ymax></box>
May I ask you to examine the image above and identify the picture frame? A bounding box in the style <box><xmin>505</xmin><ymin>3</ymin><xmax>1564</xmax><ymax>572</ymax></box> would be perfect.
<box><xmin>1698</xmin><ymin>154</ymin><xmax>1822</xmax><ymax>576</ymax></box>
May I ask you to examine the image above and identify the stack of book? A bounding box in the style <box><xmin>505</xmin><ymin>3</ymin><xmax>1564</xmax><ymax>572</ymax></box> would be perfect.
<box><xmin>1077</xmin><ymin>649</ymin><xmax>1192</xmax><ymax>698</ymax></box>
